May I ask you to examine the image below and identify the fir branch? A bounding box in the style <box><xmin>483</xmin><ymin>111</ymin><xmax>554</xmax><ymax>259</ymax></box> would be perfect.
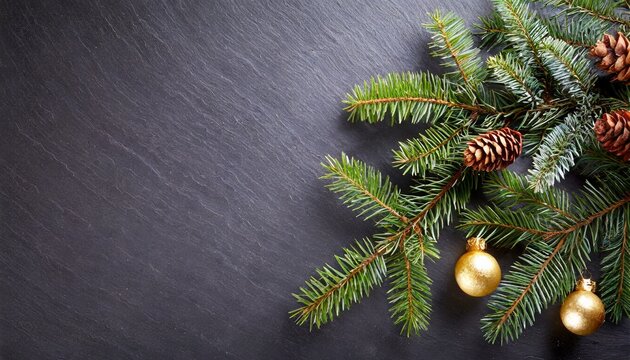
<box><xmin>505</xmin><ymin>99</ymin><xmax>575</xmax><ymax>132</ymax></box>
<box><xmin>539</xmin><ymin>38</ymin><xmax>596</xmax><ymax>98</ymax></box>
<box><xmin>410</xmin><ymin>166</ymin><xmax>477</xmax><ymax>241</ymax></box>
<box><xmin>476</xmin><ymin>11</ymin><xmax>508</xmax><ymax>49</ymax></box>
<box><xmin>541</xmin><ymin>13</ymin><xmax>609</xmax><ymax>47</ymax></box>
<box><xmin>528</xmin><ymin>114</ymin><xmax>590</xmax><ymax>191</ymax></box>
<box><xmin>384</xmin><ymin>167</ymin><xmax>471</xmax><ymax>335</ymax></box>
<box><xmin>322</xmin><ymin>154</ymin><xmax>408</xmax><ymax>224</ymax></box>
<box><xmin>600</xmin><ymin>207</ymin><xmax>630</xmax><ymax>322</ymax></box>
<box><xmin>343</xmin><ymin>72</ymin><xmax>497</xmax><ymax>125</ymax></box>
<box><xmin>470</xmin><ymin>183</ymin><xmax>630</xmax><ymax>343</ymax></box>
<box><xmin>425</xmin><ymin>10</ymin><xmax>487</xmax><ymax>88</ymax></box>
<box><xmin>551</xmin><ymin>192</ymin><xmax>630</xmax><ymax>238</ymax></box>
<box><xmin>295</xmin><ymin>0</ymin><xmax>630</xmax><ymax>341</ymax></box>
<box><xmin>294</xmin><ymin>166</ymin><xmax>468</xmax><ymax>334</ymax></box>
<box><xmin>381</xmin><ymin>166</ymin><xmax>470</xmax><ymax>335</ymax></box>
<box><xmin>463</xmin><ymin>184</ymin><xmax>630</xmax><ymax>243</ymax></box>
<box><xmin>477</xmin><ymin>185</ymin><xmax>629</xmax><ymax>342</ymax></box>
<box><xmin>539</xmin><ymin>0</ymin><xmax>630</xmax><ymax>27</ymax></box>
<box><xmin>387</xmin><ymin>235</ymin><xmax>433</xmax><ymax>336</ymax></box>
<box><xmin>460</xmin><ymin>205</ymin><xmax>549</xmax><ymax>248</ymax></box>
<box><xmin>482</xmin><ymin>237</ymin><xmax>573</xmax><ymax>343</ymax></box>
<box><xmin>290</xmin><ymin>238</ymin><xmax>388</xmax><ymax>329</ymax></box>
<box><xmin>487</xmin><ymin>52</ymin><xmax>543</xmax><ymax>104</ymax></box>
<box><xmin>578</xmin><ymin>146</ymin><xmax>630</xmax><ymax>185</ymax></box>
<box><xmin>493</xmin><ymin>0</ymin><xmax>553</xmax><ymax>100</ymax></box>
<box><xmin>393</xmin><ymin>124</ymin><xmax>466</xmax><ymax>176</ymax></box>
<box><xmin>371</xmin><ymin>165</ymin><xmax>470</xmax><ymax>266</ymax></box>
<box><xmin>412</xmin><ymin>166</ymin><xmax>467</xmax><ymax>218</ymax></box>
<box><xmin>484</xmin><ymin>171</ymin><xmax>575</xmax><ymax>220</ymax></box>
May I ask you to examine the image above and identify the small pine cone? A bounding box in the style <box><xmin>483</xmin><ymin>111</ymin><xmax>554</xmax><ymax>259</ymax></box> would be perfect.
<box><xmin>594</xmin><ymin>110</ymin><xmax>630</xmax><ymax>161</ymax></box>
<box><xmin>590</xmin><ymin>32</ymin><xmax>630</xmax><ymax>83</ymax></box>
<box><xmin>463</xmin><ymin>127</ymin><xmax>523</xmax><ymax>172</ymax></box>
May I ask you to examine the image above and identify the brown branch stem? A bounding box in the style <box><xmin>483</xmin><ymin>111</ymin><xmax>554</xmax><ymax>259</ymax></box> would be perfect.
<box><xmin>435</xmin><ymin>17</ymin><xmax>471</xmax><ymax>86</ymax></box>
<box><xmin>560</xmin><ymin>0</ymin><xmax>630</xmax><ymax>27</ymax></box>
<box><xmin>492</xmin><ymin>182</ymin><xmax>577</xmax><ymax>221</ymax></box>
<box><xmin>400</xmin><ymin>232</ymin><xmax>415</xmax><ymax>324</ymax></box>
<box><xmin>333</xmin><ymin>167</ymin><xmax>408</xmax><ymax>223</ymax></box>
<box><xmin>498</xmin><ymin>235</ymin><xmax>567</xmax><ymax>327</ymax></box>
<box><xmin>348</xmin><ymin>97</ymin><xmax>497</xmax><ymax>114</ymax></box>
<box><xmin>299</xmin><ymin>244</ymin><xmax>388</xmax><ymax>317</ymax></box>
<box><xmin>545</xmin><ymin>195</ymin><xmax>630</xmax><ymax>238</ymax></box>
<box><xmin>394</xmin><ymin>126</ymin><xmax>465</xmax><ymax>166</ymax></box>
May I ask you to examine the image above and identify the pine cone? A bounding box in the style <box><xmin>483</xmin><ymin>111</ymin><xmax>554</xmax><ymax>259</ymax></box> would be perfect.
<box><xmin>594</xmin><ymin>110</ymin><xmax>630</xmax><ymax>161</ymax></box>
<box><xmin>590</xmin><ymin>32</ymin><xmax>630</xmax><ymax>83</ymax></box>
<box><xmin>463</xmin><ymin>127</ymin><xmax>522</xmax><ymax>172</ymax></box>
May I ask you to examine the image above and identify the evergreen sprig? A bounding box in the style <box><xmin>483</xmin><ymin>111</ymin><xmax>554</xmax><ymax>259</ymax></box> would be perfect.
<box><xmin>528</xmin><ymin>113</ymin><xmax>591</xmax><ymax>191</ymax></box>
<box><xmin>461</xmin><ymin>171</ymin><xmax>630</xmax><ymax>342</ymax></box>
<box><xmin>343</xmin><ymin>72</ymin><xmax>481</xmax><ymax>125</ymax></box>
<box><xmin>290</xmin><ymin>238</ymin><xmax>388</xmax><ymax>329</ymax></box>
<box><xmin>482</xmin><ymin>240</ymin><xmax>575</xmax><ymax>343</ymax></box>
<box><xmin>539</xmin><ymin>38</ymin><xmax>596</xmax><ymax>98</ymax></box>
<box><xmin>599</xmin><ymin>208</ymin><xmax>630</xmax><ymax>323</ymax></box>
<box><xmin>321</xmin><ymin>154</ymin><xmax>407</xmax><ymax>225</ymax></box>
<box><xmin>393</xmin><ymin>123</ymin><xmax>467</xmax><ymax>176</ymax></box>
<box><xmin>487</xmin><ymin>52</ymin><xmax>543</xmax><ymax>104</ymax></box>
<box><xmin>387</xmin><ymin>249</ymin><xmax>433</xmax><ymax>335</ymax></box>
<box><xmin>292</xmin><ymin>0</ymin><xmax>630</xmax><ymax>343</ymax></box>
<box><xmin>425</xmin><ymin>10</ymin><xmax>488</xmax><ymax>88</ymax></box>
<box><xmin>477</xmin><ymin>11</ymin><xmax>508</xmax><ymax>49</ymax></box>
<box><xmin>541</xmin><ymin>14</ymin><xmax>609</xmax><ymax>47</ymax></box>
<box><xmin>493</xmin><ymin>0</ymin><xmax>549</xmax><ymax>74</ymax></box>
<box><xmin>536</xmin><ymin>0</ymin><xmax>630</xmax><ymax>28</ymax></box>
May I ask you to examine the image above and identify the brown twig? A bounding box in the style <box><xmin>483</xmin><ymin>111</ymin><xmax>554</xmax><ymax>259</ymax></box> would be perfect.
<box><xmin>394</xmin><ymin>126</ymin><xmax>465</xmax><ymax>167</ymax></box>
<box><xmin>435</xmin><ymin>17</ymin><xmax>471</xmax><ymax>86</ymax></box>
<box><xmin>498</xmin><ymin>234</ymin><xmax>567</xmax><ymax>326</ymax></box>
<box><xmin>333</xmin><ymin>167</ymin><xmax>409</xmax><ymax>223</ymax></box>
<box><xmin>400</xmin><ymin>232</ymin><xmax>415</xmax><ymax>323</ymax></box>
<box><xmin>299</xmin><ymin>244</ymin><xmax>389</xmax><ymax>317</ymax></box>
<box><xmin>348</xmin><ymin>97</ymin><xmax>498</xmax><ymax>114</ymax></box>
<box><xmin>299</xmin><ymin>166</ymin><xmax>467</xmax><ymax>319</ymax></box>
<box><xmin>496</xmin><ymin>194</ymin><xmax>630</xmax><ymax>326</ymax></box>
<box><xmin>545</xmin><ymin>194</ymin><xmax>630</xmax><ymax>238</ymax></box>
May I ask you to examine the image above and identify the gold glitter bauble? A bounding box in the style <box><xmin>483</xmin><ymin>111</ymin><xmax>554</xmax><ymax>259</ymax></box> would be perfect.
<box><xmin>560</xmin><ymin>278</ymin><xmax>605</xmax><ymax>336</ymax></box>
<box><xmin>454</xmin><ymin>237</ymin><xmax>501</xmax><ymax>297</ymax></box>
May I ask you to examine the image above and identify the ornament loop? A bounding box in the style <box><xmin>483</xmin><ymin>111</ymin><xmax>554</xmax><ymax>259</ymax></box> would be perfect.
<box><xmin>576</xmin><ymin>278</ymin><xmax>597</xmax><ymax>293</ymax></box>
<box><xmin>466</xmin><ymin>237</ymin><xmax>486</xmax><ymax>251</ymax></box>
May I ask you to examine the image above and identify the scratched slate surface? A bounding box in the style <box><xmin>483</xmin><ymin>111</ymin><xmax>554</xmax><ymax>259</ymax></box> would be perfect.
<box><xmin>1</xmin><ymin>0</ymin><xmax>629</xmax><ymax>359</ymax></box>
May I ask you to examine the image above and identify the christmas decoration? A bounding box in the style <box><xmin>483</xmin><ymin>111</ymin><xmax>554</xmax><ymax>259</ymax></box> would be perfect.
<box><xmin>454</xmin><ymin>237</ymin><xmax>501</xmax><ymax>297</ymax></box>
<box><xmin>560</xmin><ymin>277</ymin><xmax>605</xmax><ymax>336</ymax></box>
<box><xmin>463</xmin><ymin>128</ymin><xmax>522</xmax><ymax>171</ymax></box>
<box><xmin>594</xmin><ymin>110</ymin><xmax>630</xmax><ymax>161</ymax></box>
<box><xmin>291</xmin><ymin>0</ymin><xmax>630</xmax><ymax>344</ymax></box>
<box><xmin>590</xmin><ymin>32</ymin><xmax>630</xmax><ymax>83</ymax></box>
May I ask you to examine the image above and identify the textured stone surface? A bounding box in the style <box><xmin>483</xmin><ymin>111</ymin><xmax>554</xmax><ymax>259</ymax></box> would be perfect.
<box><xmin>1</xmin><ymin>0</ymin><xmax>628</xmax><ymax>359</ymax></box>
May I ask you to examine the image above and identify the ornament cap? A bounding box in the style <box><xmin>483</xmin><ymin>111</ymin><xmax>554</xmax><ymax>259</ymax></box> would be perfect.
<box><xmin>466</xmin><ymin>237</ymin><xmax>487</xmax><ymax>251</ymax></box>
<box><xmin>576</xmin><ymin>278</ymin><xmax>597</xmax><ymax>293</ymax></box>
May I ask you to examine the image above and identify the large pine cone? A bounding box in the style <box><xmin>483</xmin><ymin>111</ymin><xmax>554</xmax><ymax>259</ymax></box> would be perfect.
<box><xmin>590</xmin><ymin>32</ymin><xmax>630</xmax><ymax>83</ymax></box>
<box><xmin>594</xmin><ymin>110</ymin><xmax>630</xmax><ymax>161</ymax></box>
<box><xmin>463</xmin><ymin>127</ymin><xmax>523</xmax><ymax>172</ymax></box>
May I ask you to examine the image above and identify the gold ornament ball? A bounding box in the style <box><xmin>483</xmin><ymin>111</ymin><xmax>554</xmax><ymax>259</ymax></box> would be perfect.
<box><xmin>454</xmin><ymin>238</ymin><xmax>501</xmax><ymax>297</ymax></box>
<box><xmin>560</xmin><ymin>279</ymin><xmax>605</xmax><ymax>336</ymax></box>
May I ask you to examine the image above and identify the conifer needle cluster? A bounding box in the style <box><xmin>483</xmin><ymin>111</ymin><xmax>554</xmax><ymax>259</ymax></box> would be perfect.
<box><xmin>291</xmin><ymin>0</ymin><xmax>630</xmax><ymax>343</ymax></box>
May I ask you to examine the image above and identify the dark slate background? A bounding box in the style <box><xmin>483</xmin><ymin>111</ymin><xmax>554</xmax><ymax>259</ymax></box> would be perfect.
<box><xmin>1</xmin><ymin>0</ymin><xmax>629</xmax><ymax>359</ymax></box>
